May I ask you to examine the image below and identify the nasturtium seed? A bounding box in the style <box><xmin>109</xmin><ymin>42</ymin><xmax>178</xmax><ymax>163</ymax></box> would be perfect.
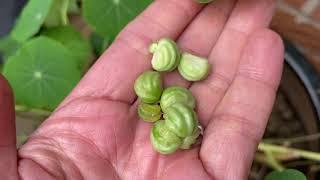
<box><xmin>151</xmin><ymin>120</ymin><xmax>182</xmax><ymax>154</ymax></box>
<box><xmin>180</xmin><ymin>126</ymin><xmax>201</xmax><ymax>149</ymax></box>
<box><xmin>163</xmin><ymin>103</ymin><xmax>198</xmax><ymax>138</ymax></box>
<box><xmin>134</xmin><ymin>71</ymin><xmax>163</xmax><ymax>103</ymax></box>
<box><xmin>178</xmin><ymin>52</ymin><xmax>211</xmax><ymax>81</ymax></box>
<box><xmin>149</xmin><ymin>38</ymin><xmax>180</xmax><ymax>72</ymax></box>
<box><xmin>160</xmin><ymin>86</ymin><xmax>195</xmax><ymax>112</ymax></box>
<box><xmin>138</xmin><ymin>103</ymin><xmax>162</xmax><ymax>123</ymax></box>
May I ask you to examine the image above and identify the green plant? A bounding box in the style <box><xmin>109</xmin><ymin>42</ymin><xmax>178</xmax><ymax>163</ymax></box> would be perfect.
<box><xmin>265</xmin><ymin>169</ymin><xmax>306</xmax><ymax>180</ymax></box>
<box><xmin>82</xmin><ymin>0</ymin><xmax>152</xmax><ymax>39</ymax></box>
<box><xmin>256</xmin><ymin>141</ymin><xmax>320</xmax><ymax>180</ymax></box>
<box><xmin>0</xmin><ymin>0</ymin><xmax>151</xmax><ymax>113</ymax></box>
<box><xmin>41</xmin><ymin>25</ymin><xmax>92</xmax><ymax>71</ymax></box>
<box><xmin>10</xmin><ymin>0</ymin><xmax>53</xmax><ymax>42</ymax></box>
<box><xmin>149</xmin><ymin>38</ymin><xmax>181</xmax><ymax>72</ymax></box>
<box><xmin>44</xmin><ymin>0</ymin><xmax>69</xmax><ymax>27</ymax></box>
<box><xmin>3</xmin><ymin>37</ymin><xmax>81</xmax><ymax>110</ymax></box>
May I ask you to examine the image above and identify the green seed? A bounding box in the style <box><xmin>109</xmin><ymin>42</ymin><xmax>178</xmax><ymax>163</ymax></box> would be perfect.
<box><xmin>180</xmin><ymin>126</ymin><xmax>201</xmax><ymax>150</ymax></box>
<box><xmin>138</xmin><ymin>103</ymin><xmax>162</xmax><ymax>123</ymax></box>
<box><xmin>149</xmin><ymin>38</ymin><xmax>180</xmax><ymax>72</ymax></box>
<box><xmin>151</xmin><ymin>120</ymin><xmax>182</xmax><ymax>154</ymax></box>
<box><xmin>134</xmin><ymin>71</ymin><xmax>163</xmax><ymax>103</ymax></box>
<box><xmin>160</xmin><ymin>86</ymin><xmax>195</xmax><ymax>112</ymax></box>
<box><xmin>164</xmin><ymin>103</ymin><xmax>198</xmax><ymax>138</ymax></box>
<box><xmin>178</xmin><ymin>53</ymin><xmax>211</xmax><ymax>81</ymax></box>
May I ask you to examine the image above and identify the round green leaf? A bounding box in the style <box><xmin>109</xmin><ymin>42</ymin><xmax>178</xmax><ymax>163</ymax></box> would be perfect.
<box><xmin>10</xmin><ymin>0</ymin><xmax>53</xmax><ymax>42</ymax></box>
<box><xmin>2</xmin><ymin>36</ymin><xmax>81</xmax><ymax>111</ymax></box>
<box><xmin>83</xmin><ymin>0</ymin><xmax>152</xmax><ymax>38</ymax></box>
<box><xmin>41</xmin><ymin>26</ymin><xmax>92</xmax><ymax>71</ymax></box>
<box><xmin>265</xmin><ymin>169</ymin><xmax>306</xmax><ymax>180</ymax></box>
<box><xmin>0</xmin><ymin>36</ymin><xmax>21</xmax><ymax>60</ymax></box>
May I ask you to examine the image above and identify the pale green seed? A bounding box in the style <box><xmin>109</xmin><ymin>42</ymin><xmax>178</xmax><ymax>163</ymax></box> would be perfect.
<box><xmin>134</xmin><ymin>71</ymin><xmax>163</xmax><ymax>103</ymax></box>
<box><xmin>180</xmin><ymin>126</ymin><xmax>201</xmax><ymax>149</ymax></box>
<box><xmin>160</xmin><ymin>86</ymin><xmax>195</xmax><ymax>112</ymax></box>
<box><xmin>149</xmin><ymin>38</ymin><xmax>180</xmax><ymax>72</ymax></box>
<box><xmin>178</xmin><ymin>53</ymin><xmax>211</xmax><ymax>81</ymax></box>
<box><xmin>151</xmin><ymin>120</ymin><xmax>182</xmax><ymax>154</ymax></box>
<box><xmin>138</xmin><ymin>103</ymin><xmax>162</xmax><ymax>123</ymax></box>
<box><xmin>164</xmin><ymin>103</ymin><xmax>197</xmax><ymax>138</ymax></box>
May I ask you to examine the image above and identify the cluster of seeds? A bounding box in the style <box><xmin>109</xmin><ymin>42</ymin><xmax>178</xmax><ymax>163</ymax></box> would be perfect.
<box><xmin>134</xmin><ymin>37</ymin><xmax>211</xmax><ymax>155</ymax></box>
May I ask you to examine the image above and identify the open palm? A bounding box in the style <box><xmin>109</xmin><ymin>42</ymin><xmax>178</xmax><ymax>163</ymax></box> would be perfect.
<box><xmin>0</xmin><ymin>0</ymin><xmax>284</xmax><ymax>179</ymax></box>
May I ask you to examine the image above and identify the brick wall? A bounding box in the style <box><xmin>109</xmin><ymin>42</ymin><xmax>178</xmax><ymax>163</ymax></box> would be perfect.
<box><xmin>272</xmin><ymin>0</ymin><xmax>320</xmax><ymax>72</ymax></box>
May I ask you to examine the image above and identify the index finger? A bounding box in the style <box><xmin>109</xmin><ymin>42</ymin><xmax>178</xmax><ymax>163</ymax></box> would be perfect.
<box><xmin>63</xmin><ymin>0</ymin><xmax>202</xmax><ymax>105</ymax></box>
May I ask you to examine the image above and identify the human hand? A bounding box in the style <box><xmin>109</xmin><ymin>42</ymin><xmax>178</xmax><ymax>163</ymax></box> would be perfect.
<box><xmin>0</xmin><ymin>0</ymin><xmax>284</xmax><ymax>179</ymax></box>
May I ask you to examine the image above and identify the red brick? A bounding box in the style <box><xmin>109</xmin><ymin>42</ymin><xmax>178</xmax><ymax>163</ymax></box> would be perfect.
<box><xmin>271</xmin><ymin>10</ymin><xmax>320</xmax><ymax>51</ymax></box>
<box><xmin>282</xmin><ymin>0</ymin><xmax>306</xmax><ymax>9</ymax></box>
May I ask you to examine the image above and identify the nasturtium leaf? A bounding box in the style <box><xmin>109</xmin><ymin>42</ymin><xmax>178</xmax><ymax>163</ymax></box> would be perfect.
<box><xmin>2</xmin><ymin>36</ymin><xmax>81</xmax><ymax>111</ymax></box>
<box><xmin>41</xmin><ymin>26</ymin><xmax>92</xmax><ymax>71</ymax></box>
<box><xmin>265</xmin><ymin>169</ymin><xmax>307</xmax><ymax>180</ymax></box>
<box><xmin>10</xmin><ymin>0</ymin><xmax>53</xmax><ymax>42</ymax></box>
<box><xmin>68</xmin><ymin>0</ymin><xmax>80</xmax><ymax>14</ymax></box>
<box><xmin>0</xmin><ymin>36</ymin><xmax>21</xmax><ymax>60</ymax></box>
<box><xmin>83</xmin><ymin>0</ymin><xmax>152</xmax><ymax>38</ymax></box>
<box><xmin>90</xmin><ymin>32</ymin><xmax>111</xmax><ymax>56</ymax></box>
<box><xmin>44</xmin><ymin>0</ymin><xmax>70</xmax><ymax>27</ymax></box>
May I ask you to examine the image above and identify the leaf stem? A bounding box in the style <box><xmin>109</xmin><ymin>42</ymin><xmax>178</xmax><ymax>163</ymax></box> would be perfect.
<box><xmin>255</xmin><ymin>152</ymin><xmax>285</xmax><ymax>171</ymax></box>
<box><xmin>263</xmin><ymin>133</ymin><xmax>320</xmax><ymax>145</ymax></box>
<box><xmin>258</xmin><ymin>142</ymin><xmax>320</xmax><ymax>162</ymax></box>
<box><xmin>266</xmin><ymin>151</ymin><xmax>285</xmax><ymax>171</ymax></box>
<box><xmin>15</xmin><ymin>105</ymin><xmax>51</xmax><ymax>117</ymax></box>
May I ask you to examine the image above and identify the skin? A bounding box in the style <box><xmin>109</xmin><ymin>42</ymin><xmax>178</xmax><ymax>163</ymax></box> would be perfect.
<box><xmin>0</xmin><ymin>0</ymin><xmax>284</xmax><ymax>179</ymax></box>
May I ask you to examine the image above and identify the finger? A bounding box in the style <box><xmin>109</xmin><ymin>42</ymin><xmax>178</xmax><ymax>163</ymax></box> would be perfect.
<box><xmin>200</xmin><ymin>29</ymin><xmax>284</xmax><ymax>179</ymax></box>
<box><xmin>190</xmin><ymin>0</ymin><xmax>276</xmax><ymax>126</ymax></box>
<box><xmin>0</xmin><ymin>75</ymin><xmax>18</xmax><ymax>179</ymax></box>
<box><xmin>163</xmin><ymin>0</ymin><xmax>236</xmax><ymax>87</ymax></box>
<box><xmin>64</xmin><ymin>0</ymin><xmax>202</xmax><ymax>105</ymax></box>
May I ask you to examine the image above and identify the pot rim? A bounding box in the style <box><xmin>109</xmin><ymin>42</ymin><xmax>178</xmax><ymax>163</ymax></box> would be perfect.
<box><xmin>284</xmin><ymin>40</ymin><xmax>320</xmax><ymax>123</ymax></box>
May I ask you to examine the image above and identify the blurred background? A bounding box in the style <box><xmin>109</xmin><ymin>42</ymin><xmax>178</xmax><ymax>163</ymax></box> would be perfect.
<box><xmin>273</xmin><ymin>0</ymin><xmax>320</xmax><ymax>71</ymax></box>
<box><xmin>0</xmin><ymin>0</ymin><xmax>320</xmax><ymax>179</ymax></box>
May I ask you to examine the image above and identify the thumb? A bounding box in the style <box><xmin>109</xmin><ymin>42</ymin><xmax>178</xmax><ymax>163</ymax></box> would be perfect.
<box><xmin>0</xmin><ymin>75</ymin><xmax>18</xmax><ymax>180</ymax></box>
